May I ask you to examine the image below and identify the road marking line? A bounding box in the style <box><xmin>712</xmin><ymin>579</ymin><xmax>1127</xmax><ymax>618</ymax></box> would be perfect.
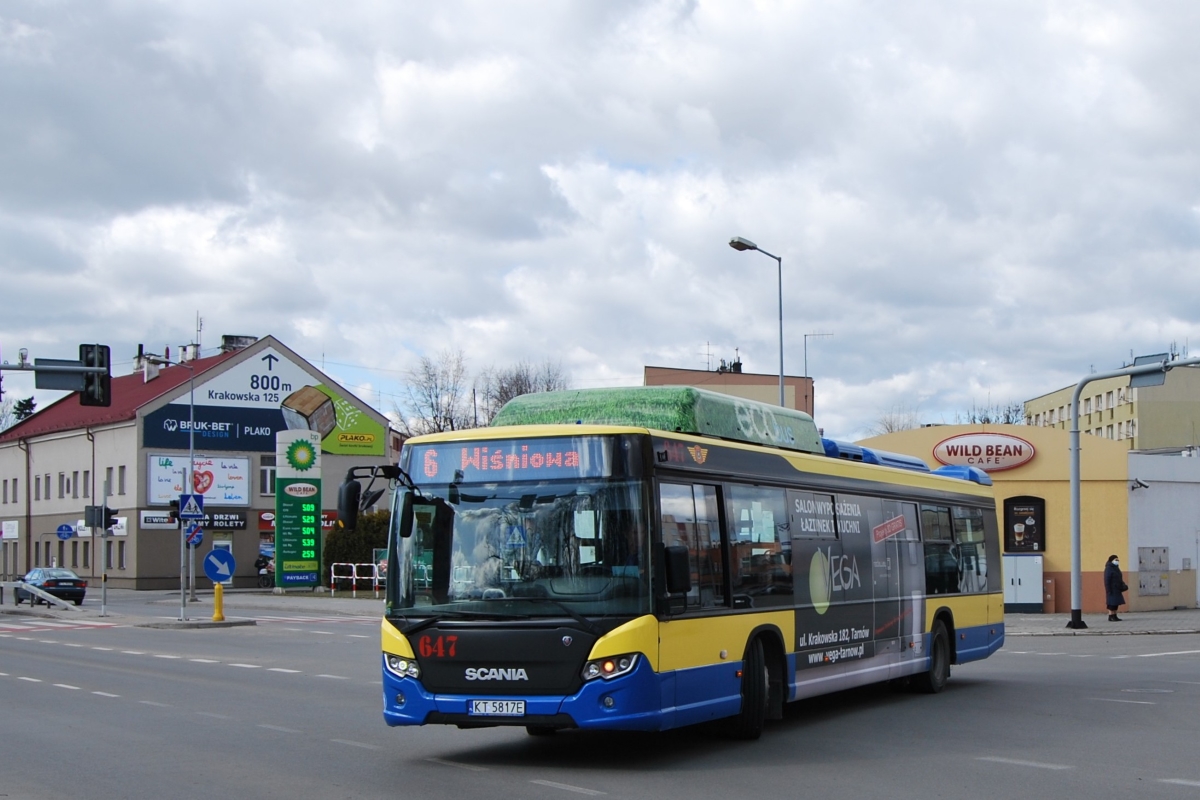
<box><xmin>976</xmin><ymin>757</ymin><xmax>1073</xmax><ymax>771</ymax></box>
<box><xmin>153</xmin><ymin>654</ymin><xmax>181</xmax><ymax>659</ymax></box>
<box><xmin>54</xmin><ymin>684</ymin><xmax>80</xmax><ymax>690</ymax></box>
<box><xmin>331</xmin><ymin>739</ymin><xmax>382</xmax><ymax>750</ymax></box>
<box><xmin>92</xmin><ymin>691</ymin><xmax>119</xmax><ymax>697</ymax></box>
<box><xmin>1069</xmin><ymin>655</ymin><xmax>1094</xmax><ymax>658</ymax></box>
<box><xmin>18</xmin><ymin>677</ymin><xmax>42</xmax><ymax>683</ymax></box>
<box><xmin>0</xmin><ymin>672</ymin><xmax>7</xmax><ymax>676</ymax></box>
<box><xmin>196</xmin><ymin>712</ymin><xmax>231</xmax><ymax>719</ymax></box>
<box><xmin>122</xmin><ymin>651</ymin><xmax>145</xmax><ymax>655</ymax></box>
<box><xmin>347</xmin><ymin>634</ymin><xmax>369</xmax><ymax>639</ymax></box>
<box><xmin>228</xmin><ymin>663</ymin><xmax>261</xmax><ymax>668</ymax></box>
<box><xmin>1173</xmin><ymin>681</ymin><xmax>1200</xmax><ymax>685</ymax></box>
<box><xmin>311</xmin><ymin>631</ymin><xmax>335</xmax><ymax>635</ymax></box>
<box><xmin>39</xmin><ymin>640</ymin><xmax>58</xmax><ymax>644</ymax></box>
<box><xmin>62</xmin><ymin>643</ymin><xmax>83</xmax><ymax>647</ymax></box>
<box><xmin>268</xmin><ymin>668</ymin><xmax>301</xmax><ymax>673</ymax></box>
<box><xmin>530</xmin><ymin>779</ymin><xmax>607</xmax><ymax>795</ymax></box>
<box><xmin>1035</xmin><ymin>652</ymin><xmax>1065</xmax><ymax>656</ymax></box>
<box><xmin>1089</xmin><ymin>697</ymin><xmax>1155</xmax><ymax>705</ymax></box>
<box><xmin>317</xmin><ymin>674</ymin><xmax>348</xmax><ymax>680</ymax></box>
<box><xmin>425</xmin><ymin>758</ymin><xmax>488</xmax><ymax>772</ymax></box>
<box><xmin>139</xmin><ymin>700</ymin><xmax>171</xmax><ymax>707</ymax></box>
<box><xmin>1137</xmin><ymin>650</ymin><xmax>1200</xmax><ymax>658</ymax></box>
<box><xmin>259</xmin><ymin>724</ymin><xmax>301</xmax><ymax>733</ymax></box>
<box><xmin>1161</xmin><ymin>779</ymin><xmax>1200</xmax><ymax>787</ymax></box>
<box><xmin>0</xmin><ymin>632</ymin><xmax>12</xmax><ymax>636</ymax></box>
<box><xmin>92</xmin><ymin>647</ymin><xmax>113</xmax><ymax>651</ymax></box>
<box><xmin>190</xmin><ymin>659</ymin><xmax>220</xmax><ymax>663</ymax></box>
<box><xmin>17</xmin><ymin>637</ymin><xmax>33</xmax><ymax>640</ymax></box>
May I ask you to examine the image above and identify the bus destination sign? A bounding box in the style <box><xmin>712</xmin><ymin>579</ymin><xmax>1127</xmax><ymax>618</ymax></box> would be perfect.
<box><xmin>408</xmin><ymin>437</ymin><xmax>612</xmax><ymax>485</ymax></box>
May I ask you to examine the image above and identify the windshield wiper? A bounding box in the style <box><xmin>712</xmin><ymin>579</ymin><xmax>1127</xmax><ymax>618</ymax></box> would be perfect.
<box><xmin>504</xmin><ymin>597</ymin><xmax>604</xmax><ymax>636</ymax></box>
<box><xmin>396</xmin><ymin>609</ymin><xmax>531</xmax><ymax>636</ymax></box>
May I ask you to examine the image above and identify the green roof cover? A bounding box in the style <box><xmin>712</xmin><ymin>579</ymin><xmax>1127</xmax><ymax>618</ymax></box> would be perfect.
<box><xmin>490</xmin><ymin>387</ymin><xmax>824</xmax><ymax>455</ymax></box>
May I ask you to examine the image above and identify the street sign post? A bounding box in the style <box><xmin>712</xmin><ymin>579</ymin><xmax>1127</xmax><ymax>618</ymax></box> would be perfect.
<box><xmin>203</xmin><ymin>548</ymin><xmax>236</xmax><ymax>585</ymax></box>
<box><xmin>56</xmin><ymin>524</ymin><xmax>75</xmax><ymax>541</ymax></box>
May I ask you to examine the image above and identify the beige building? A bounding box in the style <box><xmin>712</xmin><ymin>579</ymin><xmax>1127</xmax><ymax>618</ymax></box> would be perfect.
<box><xmin>860</xmin><ymin>424</ymin><xmax>1198</xmax><ymax>614</ymax></box>
<box><xmin>1024</xmin><ymin>366</ymin><xmax>1200</xmax><ymax>450</ymax></box>
<box><xmin>644</xmin><ymin>362</ymin><xmax>814</xmax><ymax>416</ymax></box>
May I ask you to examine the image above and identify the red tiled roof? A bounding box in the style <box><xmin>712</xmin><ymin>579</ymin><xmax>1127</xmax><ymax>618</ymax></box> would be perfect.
<box><xmin>0</xmin><ymin>350</ymin><xmax>241</xmax><ymax>442</ymax></box>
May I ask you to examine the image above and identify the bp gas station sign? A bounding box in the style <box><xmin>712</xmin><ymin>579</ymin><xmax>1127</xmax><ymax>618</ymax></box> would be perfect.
<box><xmin>275</xmin><ymin>430</ymin><xmax>322</xmax><ymax>587</ymax></box>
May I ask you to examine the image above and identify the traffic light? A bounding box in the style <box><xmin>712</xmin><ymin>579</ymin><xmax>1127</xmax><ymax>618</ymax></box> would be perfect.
<box><xmin>79</xmin><ymin>344</ymin><xmax>111</xmax><ymax>407</ymax></box>
<box><xmin>102</xmin><ymin>506</ymin><xmax>118</xmax><ymax>531</ymax></box>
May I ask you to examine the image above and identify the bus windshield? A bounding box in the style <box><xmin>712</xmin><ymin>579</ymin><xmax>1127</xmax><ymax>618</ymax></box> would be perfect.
<box><xmin>389</xmin><ymin>478</ymin><xmax>651</xmax><ymax>621</ymax></box>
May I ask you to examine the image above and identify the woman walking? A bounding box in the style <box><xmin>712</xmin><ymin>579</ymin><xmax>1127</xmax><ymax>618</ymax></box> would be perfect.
<box><xmin>1104</xmin><ymin>554</ymin><xmax>1128</xmax><ymax>622</ymax></box>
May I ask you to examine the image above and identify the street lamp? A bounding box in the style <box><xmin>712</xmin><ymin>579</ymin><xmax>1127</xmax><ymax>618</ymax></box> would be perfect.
<box><xmin>146</xmin><ymin>355</ymin><xmax>195</xmax><ymax>621</ymax></box>
<box><xmin>729</xmin><ymin>236</ymin><xmax>785</xmax><ymax>407</ymax></box>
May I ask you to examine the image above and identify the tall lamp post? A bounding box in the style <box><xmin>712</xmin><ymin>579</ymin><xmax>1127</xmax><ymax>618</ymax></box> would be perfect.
<box><xmin>729</xmin><ymin>236</ymin><xmax>785</xmax><ymax>407</ymax></box>
<box><xmin>146</xmin><ymin>354</ymin><xmax>195</xmax><ymax>621</ymax></box>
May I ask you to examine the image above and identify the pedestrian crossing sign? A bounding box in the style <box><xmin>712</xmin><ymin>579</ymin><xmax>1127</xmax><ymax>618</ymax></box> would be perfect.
<box><xmin>505</xmin><ymin>525</ymin><xmax>527</xmax><ymax>548</ymax></box>
<box><xmin>179</xmin><ymin>493</ymin><xmax>205</xmax><ymax>520</ymax></box>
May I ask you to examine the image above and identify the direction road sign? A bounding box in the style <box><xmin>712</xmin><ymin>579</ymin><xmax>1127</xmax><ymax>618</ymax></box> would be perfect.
<box><xmin>179</xmin><ymin>493</ymin><xmax>205</xmax><ymax>520</ymax></box>
<box><xmin>186</xmin><ymin>523</ymin><xmax>204</xmax><ymax>548</ymax></box>
<box><xmin>56</xmin><ymin>524</ymin><xmax>75</xmax><ymax>540</ymax></box>
<box><xmin>203</xmin><ymin>548</ymin><xmax>236</xmax><ymax>583</ymax></box>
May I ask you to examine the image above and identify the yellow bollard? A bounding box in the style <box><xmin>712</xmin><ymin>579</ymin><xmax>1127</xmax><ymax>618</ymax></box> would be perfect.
<box><xmin>212</xmin><ymin>582</ymin><xmax>225</xmax><ymax>622</ymax></box>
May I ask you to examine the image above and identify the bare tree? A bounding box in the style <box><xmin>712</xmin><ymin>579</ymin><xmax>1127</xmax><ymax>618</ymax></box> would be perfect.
<box><xmin>395</xmin><ymin>349</ymin><xmax>475</xmax><ymax>436</ymax></box>
<box><xmin>477</xmin><ymin>359</ymin><xmax>570</xmax><ymax>423</ymax></box>
<box><xmin>954</xmin><ymin>401</ymin><xmax>1025</xmax><ymax>425</ymax></box>
<box><xmin>868</xmin><ymin>405</ymin><xmax>921</xmax><ymax>436</ymax></box>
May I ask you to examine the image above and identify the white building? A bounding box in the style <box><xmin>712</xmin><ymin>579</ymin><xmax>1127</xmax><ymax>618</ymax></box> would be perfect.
<box><xmin>0</xmin><ymin>335</ymin><xmax>398</xmax><ymax>589</ymax></box>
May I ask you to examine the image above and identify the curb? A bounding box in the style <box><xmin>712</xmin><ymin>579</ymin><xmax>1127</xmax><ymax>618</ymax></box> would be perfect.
<box><xmin>1008</xmin><ymin>629</ymin><xmax>1200</xmax><ymax>637</ymax></box>
<box><xmin>136</xmin><ymin>619</ymin><xmax>258</xmax><ymax>630</ymax></box>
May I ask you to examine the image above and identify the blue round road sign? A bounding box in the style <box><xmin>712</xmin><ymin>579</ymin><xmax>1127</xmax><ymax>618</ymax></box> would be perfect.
<box><xmin>186</xmin><ymin>523</ymin><xmax>204</xmax><ymax>549</ymax></box>
<box><xmin>203</xmin><ymin>548</ymin><xmax>237</xmax><ymax>583</ymax></box>
<box><xmin>56</xmin><ymin>524</ymin><xmax>75</xmax><ymax>540</ymax></box>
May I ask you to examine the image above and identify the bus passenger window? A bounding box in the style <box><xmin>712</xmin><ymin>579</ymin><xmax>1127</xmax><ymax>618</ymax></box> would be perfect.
<box><xmin>729</xmin><ymin>485</ymin><xmax>792</xmax><ymax>608</ymax></box>
<box><xmin>952</xmin><ymin>506</ymin><xmax>987</xmax><ymax>593</ymax></box>
<box><xmin>659</xmin><ymin>483</ymin><xmax>725</xmax><ymax>610</ymax></box>
<box><xmin>921</xmin><ymin>504</ymin><xmax>958</xmax><ymax>596</ymax></box>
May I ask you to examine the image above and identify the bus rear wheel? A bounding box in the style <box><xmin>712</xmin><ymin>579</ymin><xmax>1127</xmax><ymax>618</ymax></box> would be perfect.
<box><xmin>914</xmin><ymin>620</ymin><xmax>950</xmax><ymax>694</ymax></box>
<box><xmin>726</xmin><ymin>637</ymin><xmax>768</xmax><ymax>740</ymax></box>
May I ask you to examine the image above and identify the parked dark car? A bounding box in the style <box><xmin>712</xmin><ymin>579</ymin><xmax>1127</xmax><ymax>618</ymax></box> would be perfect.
<box><xmin>15</xmin><ymin>568</ymin><xmax>88</xmax><ymax>606</ymax></box>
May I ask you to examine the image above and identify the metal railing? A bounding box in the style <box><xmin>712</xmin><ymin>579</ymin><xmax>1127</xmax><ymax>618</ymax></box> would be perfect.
<box><xmin>329</xmin><ymin>563</ymin><xmax>383</xmax><ymax>598</ymax></box>
<box><xmin>0</xmin><ymin>581</ymin><xmax>81</xmax><ymax>611</ymax></box>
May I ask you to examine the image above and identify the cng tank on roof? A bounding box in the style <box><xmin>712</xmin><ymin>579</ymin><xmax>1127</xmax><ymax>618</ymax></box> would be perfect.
<box><xmin>489</xmin><ymin>386</ymin><xmax>825</xmax><ymax>456</ymax></box>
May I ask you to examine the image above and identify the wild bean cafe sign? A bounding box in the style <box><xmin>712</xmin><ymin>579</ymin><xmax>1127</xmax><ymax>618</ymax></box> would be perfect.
<box><xmin>932</xmin><ymin>433</ymin><xmax>1035</xmax><ymax>472</ymax></box>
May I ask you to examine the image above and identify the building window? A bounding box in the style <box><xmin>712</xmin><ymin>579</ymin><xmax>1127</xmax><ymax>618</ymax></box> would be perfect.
<box><xmin>44</xmin><ymin>541</ymin><xmax>51</xmax><ymax>566</ymax></box>
<box><xmin>72</xmin><ymin>471</ymin><xmax>80</xmax><ymax>499</ymax></box>
<box><xmin>105</xmin><ymin>540</ymin><xmax>113</xmax><ymax>570</ymax></box>
<box><xmin>83</xmin><ymin>541</ymin><xmax>90</xmax><ymax>568</ymax></box>
<box><xmin>118</xmin><ymin>540</ymin><xmax>126</xmax><ymax>570</ymax></box>
<box><xmin>83</xmin><ymin>470</ymin><xmax>90</xmax><ymax>498</ymax></box>
<box><xmin>45</xmin><ymin>474</ymin><xmax>50</xmax><ymax>499</ymax></box>
<box><xmin>34</xmin><ymin>475</ymin><xmax>40</xmax><ymax>501</ymax></box>
<box><xmin>118</xmin><ymin>465</ymin><xmax>126</xmax><ymax>496</ymax></box>
<box><xmin>2</xmin><ymin>479</ymin><xmax>7</xmax><ymax>504</ymax></box>
<box><xmin>57</xmin><ymin>540</ymin><xmax>64</xmax><ymax>568</ymax></box>
<box><xmin>71</xmin><ymin>540</ymin><xmax>79</xmax><ymax>568</ymax></box>
<box><xmin>58</xmin><ymin>472</ymin><xmax>65</xmax><ymax>499</ymax></box>
<box><xmin>1096</xmin><ymin>394</ymin><xmax>1103</xmax><ymax>411</ymax></box>
<box><xmin>260</xmin><ymin>456</ymin><xmax>277</xmax><ymax>496</ymax></box>
<box><xmin>1107</xmin><ymin>424</ymin><xmax>1114</xmax><ymax>438</ymax></box>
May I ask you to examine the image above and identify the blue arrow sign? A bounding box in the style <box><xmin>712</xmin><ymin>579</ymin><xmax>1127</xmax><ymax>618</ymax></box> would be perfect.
<box><xmin>203</xmin><ymin>548</ymin><xmax>236</xmax><ymax>583</ymax></box>
<box><xmin>179</xmin><ymin>493</ymin><xmax>205</xmax><ymax>520</ymax></box>
<box><xmin>56</xmin><ymin>524</ymin><xmax>75</xmax><ymax>540</ymax></box>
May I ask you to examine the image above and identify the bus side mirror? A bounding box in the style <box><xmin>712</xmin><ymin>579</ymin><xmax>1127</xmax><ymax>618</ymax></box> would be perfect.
<box><xmin>397</xmin><ymin>491</ymin><xmax>415</xmax><ymax>539</ymax></box>
<box><xmin>337</xmin><ymin>479</ymin><xmax>361</xmax><ymax>530</ymax></box>
<box><xmin>663</xmin><ymin>545</ymin><xmax>692</xmax><ymax>595</ymax></box>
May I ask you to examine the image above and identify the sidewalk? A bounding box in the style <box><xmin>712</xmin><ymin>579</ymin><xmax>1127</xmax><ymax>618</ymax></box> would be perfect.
<box><xmin>1005</xmin><ymin>607</ymin><xmax>1200</xmax><ymax>636</ymax></box>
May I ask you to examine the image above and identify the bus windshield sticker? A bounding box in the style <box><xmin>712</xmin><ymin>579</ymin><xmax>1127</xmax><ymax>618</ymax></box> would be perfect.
<box><xmin>408</xmin><ymin>437</ymin><xmax>612</xmax><ymax>484</ymax></box>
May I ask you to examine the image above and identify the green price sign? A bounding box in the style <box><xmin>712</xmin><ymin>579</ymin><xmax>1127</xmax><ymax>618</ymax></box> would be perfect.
<box><xmin>275</xmin><ymin>478</ymin><xmax>322</xmax><ymax>587</ymax></box>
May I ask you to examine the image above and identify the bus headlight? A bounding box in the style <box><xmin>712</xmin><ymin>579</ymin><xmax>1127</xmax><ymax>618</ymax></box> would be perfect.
<box><xmin>582</xmin><ymin>653</ymin><xmax>638</xmax><ymax>681</ymax></box>
<box><xmin>385</xmin><ymin>654</ymin><xmax>421</xmax><ymax>679</ymax></box>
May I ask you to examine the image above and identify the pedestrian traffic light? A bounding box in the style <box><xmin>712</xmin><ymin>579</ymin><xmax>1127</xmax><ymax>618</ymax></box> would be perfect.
<box><xmin>79</xmin><ymin>343</ymin><xmax>111</xmax><ymax>407</ymax></box>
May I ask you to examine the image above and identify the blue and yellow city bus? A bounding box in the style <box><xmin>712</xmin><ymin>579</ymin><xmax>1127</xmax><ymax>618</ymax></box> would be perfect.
<box><xmin>343</xmin><ymin>387</ymin><xmax>1003</xmax><ymax>739</ymax></box>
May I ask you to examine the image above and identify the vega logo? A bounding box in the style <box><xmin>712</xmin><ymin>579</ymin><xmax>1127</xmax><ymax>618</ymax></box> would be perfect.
<box><xmin>808</xmin><ymin>547</ymin><xmax>861</xmax><ymax>615</ymax></box>
<box><xmin>284</xmin><ymin>482</ymin><xmax>319</xmax><ymax>498</ymax></box>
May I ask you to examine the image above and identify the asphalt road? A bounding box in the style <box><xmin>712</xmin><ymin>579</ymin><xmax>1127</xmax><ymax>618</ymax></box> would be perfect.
<box><xmin>3</xmin><ymin>619</ymin><xmax>1200</xmax><ymax>800</ymax></box>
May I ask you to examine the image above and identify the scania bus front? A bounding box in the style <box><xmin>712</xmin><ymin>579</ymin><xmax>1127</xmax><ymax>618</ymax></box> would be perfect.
<box><xmin>375</xmin><ymin>429</ymin><xmax>662</xmax><ymax>733</ymax></box>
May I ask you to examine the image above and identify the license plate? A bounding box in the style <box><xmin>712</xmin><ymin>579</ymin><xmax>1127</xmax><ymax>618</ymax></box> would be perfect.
<box><xmin>469</xmin><ymin>699</ymin><xmax>525</xmax><ymax>717</ymax></box>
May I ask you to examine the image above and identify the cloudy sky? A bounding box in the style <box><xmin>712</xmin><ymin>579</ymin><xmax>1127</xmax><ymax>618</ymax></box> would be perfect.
<box><xmin>3</xmin><ymin>1</ymin><xmax>1199</xmax><ymax>440</ymax></box>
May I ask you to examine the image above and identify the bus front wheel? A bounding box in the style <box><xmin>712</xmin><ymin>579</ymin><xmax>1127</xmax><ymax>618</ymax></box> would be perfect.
<box><xmin>914</xmin><ymin>620</ymin><xmax>950</xmax><ymax>694</ymax></box>
<box><xmin>726</xmin><ymin>637</ymin><xmax>768</xmax><ymax>740</ymax></box>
